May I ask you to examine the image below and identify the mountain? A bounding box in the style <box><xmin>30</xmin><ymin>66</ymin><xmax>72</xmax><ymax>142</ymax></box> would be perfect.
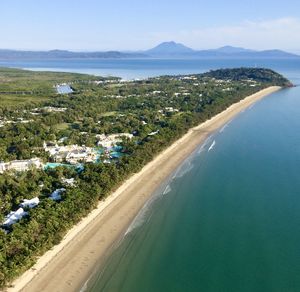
<box><xmin>213</xmin><ymin>46</ymin><xmax>255</xmax><ymax>54</ymax></box>
<box><xmin>0</xmin><ymin>43</ymin><xmax>298</xmax><ymax>60</ymax></box>
<box><xmin>144</xmin><ymin>43</ymin><xmax>299</xmax><ymax>58</ymax></box>
<box><xmin>0</xmin><ymin>49</ymin><xmax>146</xmax><ymax>60</ymax></box>
<box><xmin>145</xmin><ymin>41</ymin><xmax>195</xmax><ymax>56</ymax></box>
<box><xmin>206</xmin><ymin>47</ymin><xmax>299</xmax><ymax>58</ymax></box>
<box><xmin>251</xmin><ymin>49</ymin><xmax>299</xmax><ymax>58</ymax></box>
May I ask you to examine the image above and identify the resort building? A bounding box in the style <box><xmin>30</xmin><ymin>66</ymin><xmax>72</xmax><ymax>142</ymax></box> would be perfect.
<box><xmin>31</xmin><ymin>106</ymin><xmax>67</xmax><ymax>113</ymax></box>
<box><xmin>0</xmin><ymin>158</ymin><xmax>43</xmax><ymax>174</ymax></box>
<box><xmin>44</xmin><ymin>143</ymin><xmax>97</xmax><ymax>164</ymax></box>
<box><xmin>96</xmin><ymin>133</ymin><xmax>133</xmax><ymax>148</ymax></box>
<box><xmin>62</xmin><ymin>177</ymin><xmax>76</xmax><ymax>186</ymax></box>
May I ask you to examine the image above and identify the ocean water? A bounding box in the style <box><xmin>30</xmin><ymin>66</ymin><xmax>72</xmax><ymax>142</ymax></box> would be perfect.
<box><xmin>1</xmin><ymin>58</ymin><xmax>300</xmax><ymax>80</ymax></box>
<box><xmin>81</xmin><ymin>63</ymin><xmax>300</xmax><ymax>292</ymax></box>
<box><xmin>2</xmin><ymin>58</ymin><xmax>300</xmax><ymax>291</ymax></box>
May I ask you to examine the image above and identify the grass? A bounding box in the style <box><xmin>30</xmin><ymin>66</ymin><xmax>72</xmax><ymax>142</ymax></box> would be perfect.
<box><xmin>0</xmin><ymin>67</ymin><xmax>100</xmax><ymax>107</ymax></box>
<box><xmin>99</xmin><ymin>111</ymin><xmax>117</xmax><ymax>117</ymax></box>
<box><xmin>54</xmin><ymin>123</ymin><xmax>70</xmax><ymax>130</ymax></box>
<box><xmin>0</xmin><ymin>94</ymin><xmax>50</xmax><ymax>107</ymax></box>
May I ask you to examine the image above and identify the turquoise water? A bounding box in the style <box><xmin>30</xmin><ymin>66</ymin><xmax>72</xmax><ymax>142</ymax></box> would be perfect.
<box><xmin>86</xmin><ymin>69</ymin><xmax>300</xmax><ymax>291</ymax></box>
<box><xmin>56</xmin><ymin>84</ymin><xmax>73</xmax><ymax>94</ymax></box>
<box><xmin>44</xmin><ymin>162</ymin><xmax>71</xmax><ymax>169</ymax></box>
<box><xmin>44</xmin><ymin>162</ymin><xmax>84</xmax><ymax>172</ymax></box>
<box><xmin>109</xmin><ymin>151</ymin><xmax>123</xmax><ymax>158</ymax></box>
<box><xmin>95</xmin><ymin>146</ymin><xmax>124</xmax><ymax>162</ymax></box>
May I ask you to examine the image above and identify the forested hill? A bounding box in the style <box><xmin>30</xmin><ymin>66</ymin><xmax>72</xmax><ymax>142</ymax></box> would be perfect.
<box><xmin>202</xmin><ymin>68</ymin><xmax>292</xmax><ymax>87</ymax></box>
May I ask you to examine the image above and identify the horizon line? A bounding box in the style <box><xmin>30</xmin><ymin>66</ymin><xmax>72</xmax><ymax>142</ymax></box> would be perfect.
<box><xmin>0</xmin><ymin>44</ymin><xmax>299</xmax><ymax>54</ymax></box>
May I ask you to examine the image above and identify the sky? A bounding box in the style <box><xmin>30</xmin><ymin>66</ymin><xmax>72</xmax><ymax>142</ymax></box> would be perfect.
<box><xmin>1</xmin><ymin>0</ymin><xmax>300</xmax><ymax>53</ymax></box>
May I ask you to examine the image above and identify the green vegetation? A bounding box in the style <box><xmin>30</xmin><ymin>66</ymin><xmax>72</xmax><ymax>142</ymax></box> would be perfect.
<box><xmin>0</xmin><ymin>67</ymin><xmax>291</xmax><ymax>287</ymax></box>
<box><xmin>202</xmin><ymin>68</ymin><xmax>292</xmax><ymax>86</ymax></box>
<box><xmin>0</xmin><ymin>67</ymin><xmax>105</xmax><ymax>106</ymax></box>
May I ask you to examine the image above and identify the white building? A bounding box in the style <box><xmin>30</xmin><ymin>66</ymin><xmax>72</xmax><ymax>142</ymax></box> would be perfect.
<box><xmin>96</xmin><ymin>133</ymin><xmax>133</xmax><ymax>148</ymax></box>
<box><xmin>165</xmin><ymin>107</ymin><xmax>179</xmax><ymax>113</ymax></box>
<box><xmin>148</xmin><ymin>130</ymin><xmax>159</xmax><ymax>136</ymax></box>
<box><xmin>49</xmin><ymin>188</ymin><xmax>66</xmax><ymax>201</ymax></box>
<box><xmin>0</xmin><ymin>163</ymin><xmax>5</xmax><ymax>173</ymax></box>
<box><xmin>62</xmin><ymin>178</ymin><xmax>76</xmax><ymax>186</ymax></box>
<box><xmin>3</xmin><ymin>208</ymin><xmax>28</xmax><ymax>226</ymax></box>
<box><xmin>0</xmin><ymin>158</ymin><xmax>43</xmax><ymax>174</ymax></box>
<box><xmin>20</xmin><ymin>197</ymin><xmax>40</xmax><ymax>209</ymax></box>
<box><xmin>44</xmin><ymin>143</ymin><xmax>97</xmax><ymax>164</ymax></box>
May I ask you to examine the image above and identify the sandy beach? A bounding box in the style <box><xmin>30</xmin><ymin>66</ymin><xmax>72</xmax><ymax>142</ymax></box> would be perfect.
<box><xmin>8</xmin><ymin>86</ymin><xmax>281</xmax><ymax>292</ymax></box>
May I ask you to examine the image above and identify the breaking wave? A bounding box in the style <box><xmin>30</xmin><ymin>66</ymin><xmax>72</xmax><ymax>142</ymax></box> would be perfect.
<box><xmin>208</xmin><ymin>140</ymin><xmax>216</xmax><ymax>152</ymax></box>
<box><xmin>124</xmin><ymin>133</ymin><xmax>215</xmax><ymax>237</ymax></box>
<box><xmin>124</xmin><ymin>197</ymin><xmax>155</xmax><ymax>236</ymax></box>
<box><xmin>172</xmin><ymin>159</ymin><xmax>194</xmax><ymax>179</ymax></box>
<box><xmin>197</xmin><ymin>135</ymin><xmax>213</xmax><ymax>154</ymax></box>
<box><xmin>219</xmin><ymin>120</ymin><xmax>231</xmax><ymax>133</ymax></box>
<box><xmin>163</xmin><ymin>184</ymin><xmax>172</xmax><ymax>195</ymax></box>
<box><xmin>248</xmin><ymin>104</ymin><xmax>255</xmax><ymax>110</ymax></box>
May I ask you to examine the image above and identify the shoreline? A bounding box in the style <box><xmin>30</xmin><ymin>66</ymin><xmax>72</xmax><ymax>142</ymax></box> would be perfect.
<box><xmin>8</xmin><ymin>86</ymin><xmax>281</xmax><ymax>292</ymax></box>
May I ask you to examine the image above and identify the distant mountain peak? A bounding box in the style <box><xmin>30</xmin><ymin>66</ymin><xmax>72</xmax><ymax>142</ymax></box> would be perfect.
<box><xmin>215</xmin><ymin>46</ymin><xmax>255</xmax><ymax>53</ymax></box>
<box><xmin>48</xmin><ymin>49</ymin><xmax>70</xmax><ymax>53</ymax></box>
<box><xmin>146</xmin><ymin>41</ymin><xmax>194</xmax><ymax>55</ymax></box>
<box><xmin>162</xmin><ymin>41</ymin><xmax>177</xmax><ymax>45</ymax></box>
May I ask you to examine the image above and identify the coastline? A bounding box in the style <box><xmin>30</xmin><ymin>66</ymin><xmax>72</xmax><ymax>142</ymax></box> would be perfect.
<box><xmin>8</xmin><ymin>86</ymin><xmax>281</xmax><ymax>292</ymax></box>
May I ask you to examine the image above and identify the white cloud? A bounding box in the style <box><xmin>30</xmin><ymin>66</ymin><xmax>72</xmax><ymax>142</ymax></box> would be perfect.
<box><xmin>150</xmin><ymin>17</ymin><xmax>300</xmax><ymax>52</ymax></box>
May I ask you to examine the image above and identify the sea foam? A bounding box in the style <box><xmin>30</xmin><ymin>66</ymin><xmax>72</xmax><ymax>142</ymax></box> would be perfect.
<box><xmin>124</xmin><ymin>192</ymin><xmax>160</xmax><ymax>236</ymax></box>
<box><xmin>172</xmin><ymin>159</ymin><xmax>194</xmax><ymax>179</ymax></box>
<box><xmin>197</xmin><ymin>136</ymin><xmax>213</xmax><ymax>154</ymax></box>
<box><xmin>219</xmin><ymin>120</ymin><xmax>231</xmax><ymax>133</ymax></box>
<box><xmin>163</xmin><ymin>184</ymin><xmax>172</xmax><ymax>195</ymax></box>
<box><xmin>208</xmin><ymin>140</ymin><xmax>216</xmax><ymax>152</ymax></box>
